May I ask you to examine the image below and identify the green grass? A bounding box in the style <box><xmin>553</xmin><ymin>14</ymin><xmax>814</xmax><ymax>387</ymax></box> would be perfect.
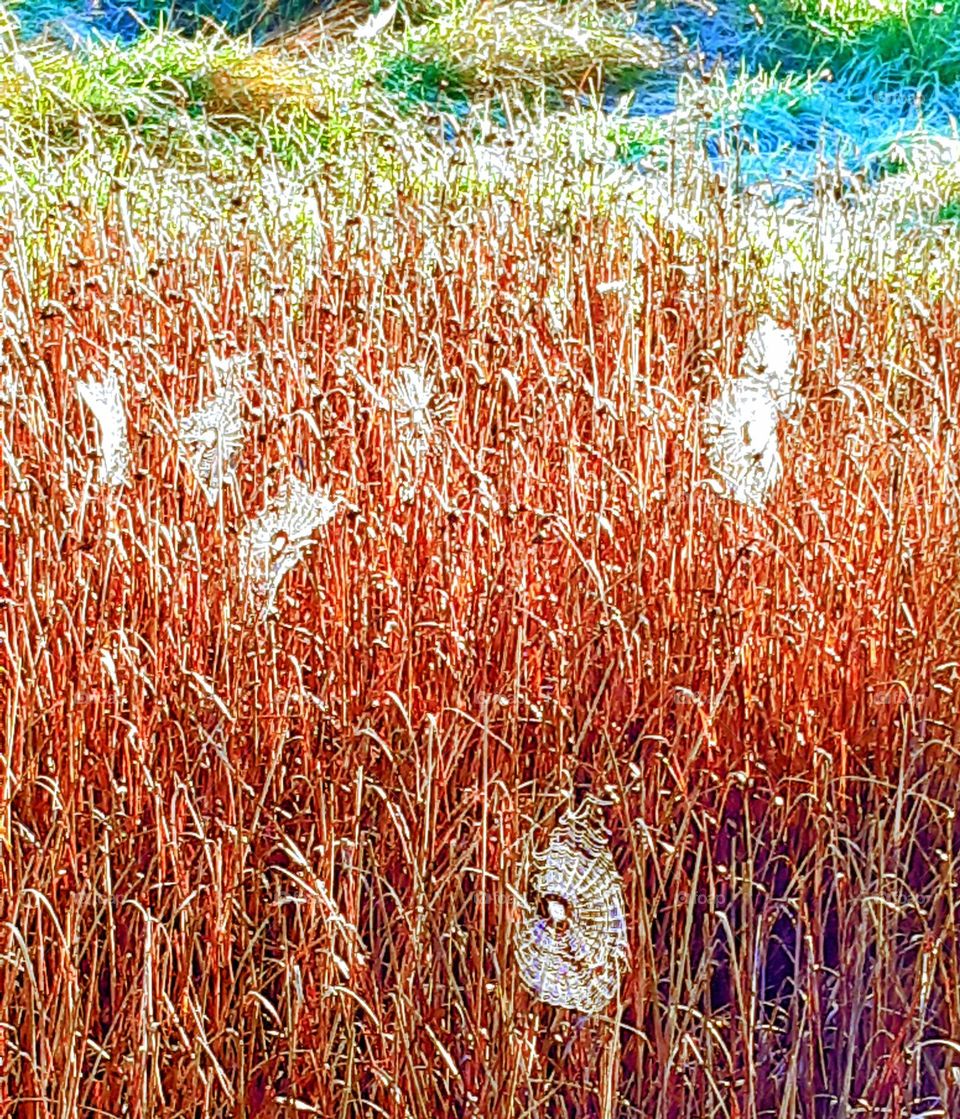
<box><xmin>791</xmin><ymin>0</ymin><xmax>910</xmax><ymax>34</ymax></box>
<box><xmin>0</xmin><ymin>0</ymin><xmax>959</xmax><ymax>286</ymax></box>
<box><xmin>773</xmin><ymin>0</ymin><xmax>960</xmax><ymax>83</ymax></box>
<box><xmin>0</xmin><ymin>22</ymin><xmax>245</xmax><ymax>137</ymax></box>
<box><xmin>9</xmin><ymin>0</ymin><xmax>331</xmax><ymax>39</ymax></box>
<box><xmin>405</xmin><ymin>0</ymin><xmax>663</xmax><ymax>95</ymax></box>
<box><xmin>378</xmin><ymin>50</ymin><xmax>470</xmax><ymax>111</ymax></box>
<box><xmin>609</xmin><ymin>114</ymin><xmax>666</xmax><ymax>162</ymax></box>
<box><xmin>935</xmin><ymin>194</ymin><xmax>960</xmax><ymax>221</ymax></box>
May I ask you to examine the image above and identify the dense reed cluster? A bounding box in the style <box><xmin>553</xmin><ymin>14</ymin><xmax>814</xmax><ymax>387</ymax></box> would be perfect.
<box><xmin>2</xmin><ymin>17</ymin><xmax>960</xmax><ymax>1112</ymax></box>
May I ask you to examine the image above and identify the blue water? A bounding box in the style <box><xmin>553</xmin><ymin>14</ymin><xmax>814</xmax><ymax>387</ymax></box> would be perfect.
<box><xmin>8</xmin><ymin>0</ymin><xmax>960</xmax><ymax>197</ymax></box>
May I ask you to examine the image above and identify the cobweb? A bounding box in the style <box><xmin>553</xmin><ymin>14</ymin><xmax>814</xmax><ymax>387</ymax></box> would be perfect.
<box><xmin>514</xmin><ymin>796</ymin><xmax>629</xmax><ymax>1015</ymax></box>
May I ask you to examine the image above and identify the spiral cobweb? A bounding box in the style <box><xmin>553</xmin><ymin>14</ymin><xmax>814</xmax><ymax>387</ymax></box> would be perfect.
<box><xmin>701</xmin><ymin>377</ymin><xmax>782</xmax><ymax>508</ymax></box>
<box><xmin>239</xmin><ymin>475</ymin><xmax>341</xmax><ymax>616</ymax></box>
<box><xmin>352</xmin><ymin>358</ymin><xmax>455</xmax><ymax>500</ymax></box>
<box><xmin>739</xmin><ymin>316</ymin><xmax>800</xmax><ymax>415</ymax></box>
<box><xmin>179</xmin><ymin>384</ymin><xmax>244</xmax><ymax>506</ymax></box>
<box><xmin>514</xmin><ymin>797</ymin><xmax>628</xmax><ymax>1014</ymax></box>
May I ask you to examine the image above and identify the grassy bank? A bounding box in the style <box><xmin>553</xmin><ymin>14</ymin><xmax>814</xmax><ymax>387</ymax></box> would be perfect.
<box><xmin>2</xmin><ymin>1</ymin><xmax>960</xmax><ymax>1116</ymax></box>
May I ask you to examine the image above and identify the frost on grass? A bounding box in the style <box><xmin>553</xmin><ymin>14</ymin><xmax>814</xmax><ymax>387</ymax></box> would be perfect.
<box><xmin>179</xmin><ymin>384</ymin><xmax>244</xmax><ymax>506</ymax></box>
<box><xmin>750</xmin><ymin>197</ymin><xmax>852</xmax><ymax>311</ymax></box>
<box><xmin>739</xmin><ymin>315</ymin><xmax>801</xmax><ymax>414</ymax></box>
<box><xmin>701</xmin><ymin>378</ymin><xmax>782</xmax><ymax>508</ymax></box>
<box><xmin>77</xmin><ymin>370</ymin><xmax>130</xmax><ymax>487</ymax></box>
<box><xmin>514</xmin><ymin>797</ymin><xmax>629</xmax><ymax>1015</ymax></box>
<box><xmin>239</xmin><ymin>475</ymin><xmax>340</xmax><ymax>615</ymax></box>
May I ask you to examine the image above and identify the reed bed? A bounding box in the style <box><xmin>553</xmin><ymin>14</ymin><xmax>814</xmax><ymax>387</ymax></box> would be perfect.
<box><xmin>1</xmin><ymin>15</ymin><xmax>960</xmax><ymax>1117</ymax></box>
